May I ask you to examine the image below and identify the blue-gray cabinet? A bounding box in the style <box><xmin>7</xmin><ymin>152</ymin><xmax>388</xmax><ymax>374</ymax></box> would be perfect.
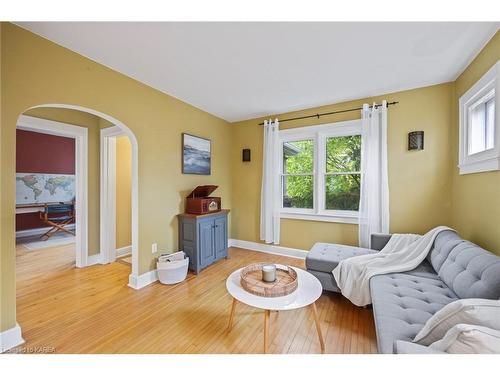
<box><xmin>178</xmin><ymin>210</ymin><xmax>229</xmax><ymax>274</ymax></box>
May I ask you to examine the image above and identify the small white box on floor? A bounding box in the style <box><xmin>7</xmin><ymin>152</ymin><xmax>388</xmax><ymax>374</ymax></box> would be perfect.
<box><xmin>157</xmin><ymin>251</ymin><xmax>189</xmax><ymax>284</ymax></box>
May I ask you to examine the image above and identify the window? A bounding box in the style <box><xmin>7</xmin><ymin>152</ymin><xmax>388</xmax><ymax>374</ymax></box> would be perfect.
<box><xmin>459</xmin><ymin>61</ymin><xmax>499</xmax><ymax>174</ymax></box>
<box><xmin>280</xmin><ymin>120</ymin><xmax>361</xmax><ymax>223</ymax></box>
<box><xmin>324</xmin><ymin>135</ymin><xmax>361</xmax><ymax>211</ymax></box>
<box><xmin>468</xmin><ymin>95</ymin><xmax>495</xmax><ymax>155</ymax></box>
<box><xmin>282</xmin><ymin>139</ymin><xmax>314</xmax><ymax>209</ymax></box>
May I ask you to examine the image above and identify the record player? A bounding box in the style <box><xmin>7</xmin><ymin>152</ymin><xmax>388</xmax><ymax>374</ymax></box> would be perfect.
<box><xmin>185</xmin><ymin>185</ymin><xmax>221</xmax><ymax>215</ymax></box>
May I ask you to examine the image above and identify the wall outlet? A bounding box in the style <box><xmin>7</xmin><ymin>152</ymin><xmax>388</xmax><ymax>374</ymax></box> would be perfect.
<box><xmin>151</xmin><ymin>243</ymin><xmax>158</xmax><ymax>253</ymax></box>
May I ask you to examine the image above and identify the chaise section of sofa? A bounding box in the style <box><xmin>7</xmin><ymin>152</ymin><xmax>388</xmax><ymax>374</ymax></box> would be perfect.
<box><xmin>305</xmin><ymin>234</ymin><xmax>391</xmax><ymax>292</ymax></box>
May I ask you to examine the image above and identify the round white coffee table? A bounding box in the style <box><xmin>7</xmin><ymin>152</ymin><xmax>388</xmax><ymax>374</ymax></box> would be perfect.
<box><xmin>225</xmin><ymin>265</ymin><xmax>324</xmax><ymax>354</ymax></box>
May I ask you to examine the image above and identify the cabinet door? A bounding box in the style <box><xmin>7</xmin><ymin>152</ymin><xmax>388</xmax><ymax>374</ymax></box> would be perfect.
<box><xmin>214</xmin><ymin>216</ymin><xmax>227</xmax><ymax>259</ymax></box>
<box><xmin>199</xmin><ymin>220</ymin><xmax>215</xmax><ymax>268</ymax></box>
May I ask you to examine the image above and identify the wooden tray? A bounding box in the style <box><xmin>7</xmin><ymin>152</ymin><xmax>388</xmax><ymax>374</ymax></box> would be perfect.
<box><xmin>240</xmin><ymin>263</ymin><xmax>298</xmax><ymax>297</ymax></box>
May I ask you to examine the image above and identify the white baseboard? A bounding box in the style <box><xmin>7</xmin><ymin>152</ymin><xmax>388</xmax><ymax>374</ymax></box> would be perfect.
<box><xmin>87</xmin><ymin>247</ymin><xmax>130</xmax><ymax>267</ymax></box>
<box><xmin>16</xmin><ymin>224</ymin><xmax>76</xmax><ymax>239</ymax></box>
<box><xmin>126</xmin><ymin>240</ymin><xmax>305</xmax><ymax>290</ymax></box>
<box><xmin>87</xmin><ymin>253</ymin><xmax>102</xmax><ymax>266</ymax></box>
<box><xmin>128</xmin><ymin>270</ymin><xmax>158</xmax><ymax>290</ymax></box>
<box><xmin>229</xmin><ymin>238</ymin><xmax>308</xmax><ymax>259</ymax></box>
<box><xmin>0</xmin><ymin>323</ymin><xmax>25</xmax><ymax>353</ymax></box>
<box><xmin>116</xmin><ymin>245</ymin><xmax>132</xmax><ymax>258</ymax></box>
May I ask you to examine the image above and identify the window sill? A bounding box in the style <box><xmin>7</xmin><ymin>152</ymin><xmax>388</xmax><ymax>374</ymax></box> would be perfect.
<box><xmin>280</xmin><ymin>212</ymin><xmax>358</xmax><ymax>224</ymax></box>
<box><xmin>458</xmin><ymin>156</ymin><xmax>500</xmax><ymax>175</ymax></box>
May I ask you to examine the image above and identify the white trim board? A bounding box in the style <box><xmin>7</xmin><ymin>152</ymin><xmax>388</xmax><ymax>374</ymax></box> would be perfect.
<box><xmin>228</xmin><ymin>239</ymin><xmax>307</xmax><ymax>260</ymax></box>
<box><xmin>17</xmin><ymin>114</ymin><xmax>89</xmax><ymax>268</ymax></box>
<box><xmin>100</xmin><ymin>127</ymin><xmax>120</xmax><ymax>265</ymax></box>
<box><xmin>0</xmin><ymin>323</ymin><xmax>24</xmax><ymax>353</ymax></box>
<box><xmin>280</xmin><ymin>212</ymin><xmax>358</xmax><ymax>224</ymax></box>
<box><xmin>16</xmin><ymin>224</ymin><xmax>76</xmax><ymax>238</ymax></box>
<box><xmin>126</xmin><ymin>240</ymin><xmax>305</xmax><ymax>290</ymax></box>
<box><xmin>128</xmin><ymin>270</ymin><xmax>158</xmax><ymax>290</ymax></box>
<box><xmin>116</xmin><ymin>245</ymin><xmax>132</xmax><ymax>257</ymax></box>
<box><xmin>87</xmin><ymin>253</ymin><xmax>103</xmax><ymax>266</ymax></box>
<box><xmin>99</xmin><ymin>124</ymin><xmax>139</xmax><ymax>286</ymax></box>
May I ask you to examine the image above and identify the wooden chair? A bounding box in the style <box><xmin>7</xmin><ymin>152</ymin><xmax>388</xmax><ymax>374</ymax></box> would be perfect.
<box><xmin>39</xmin><ymin>203</ymin><xmax>75</xmax><ymax>240</ymax></box>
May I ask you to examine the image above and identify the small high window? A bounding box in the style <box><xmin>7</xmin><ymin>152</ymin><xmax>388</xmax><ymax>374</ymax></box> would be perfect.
<box><xmin>459</xmin><ymin>61</ymin><xmax>499</xmax><ymax>174</ymax></box>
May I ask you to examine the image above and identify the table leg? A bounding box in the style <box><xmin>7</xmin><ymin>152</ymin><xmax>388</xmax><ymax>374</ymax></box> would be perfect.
<box><xmin>264</xmin><ymin>309</ymin><xmax>270</xmax><ymax>354</ymax></box>
<box><xmin>227</xmin><ymin>298</ymin><xmax>237</xmax><ymax>331</ymax></box>
<box><xmin>310</xmin><ymin>302</ymin><xmax>325</xmax><ymax>353</ymax></box>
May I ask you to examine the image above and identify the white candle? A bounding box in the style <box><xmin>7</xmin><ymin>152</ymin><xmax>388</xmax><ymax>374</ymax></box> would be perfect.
<box><xmin>262</xmin><ymin>264</ymin><xmax>276</xmax><ymax>282</ymax></box>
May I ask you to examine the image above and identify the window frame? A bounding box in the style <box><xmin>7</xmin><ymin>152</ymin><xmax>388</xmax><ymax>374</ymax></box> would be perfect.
<box><xmin>279</xmin><ymin>120</ymin><xmax>362</xmax><ymax>224</ymax></box>
<box><xmin>459</xmin><ymin>61</ymin><xmax>500</xmax><ymax>175</ymax></box>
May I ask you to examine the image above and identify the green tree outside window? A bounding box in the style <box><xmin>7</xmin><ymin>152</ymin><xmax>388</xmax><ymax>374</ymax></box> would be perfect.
<box><xmin>282</xmin><ymin>135</ymin><xmax>361</xmax><ymax>211</ymax></box>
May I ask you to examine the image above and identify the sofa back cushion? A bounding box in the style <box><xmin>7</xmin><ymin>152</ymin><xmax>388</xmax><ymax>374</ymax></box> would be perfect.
<box><xmin>427</xmin><ymin>230</ymin><xmax>462</xmax><ymax>271</ymax></box>
<box><xmin>428</xmin><ymin>231</ymin><xmax>500</xmax><ymax>299</ymax></box>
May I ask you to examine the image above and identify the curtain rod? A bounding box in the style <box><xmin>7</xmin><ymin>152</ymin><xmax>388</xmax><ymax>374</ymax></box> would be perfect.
<box><xmin>258</xmin><ymin>101</ymin><xmax>399</xmax><ymax>126</ymax></box>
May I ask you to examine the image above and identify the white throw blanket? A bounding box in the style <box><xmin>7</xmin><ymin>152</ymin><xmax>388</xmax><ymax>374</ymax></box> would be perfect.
<box><xmin>332</xmin><ymin>226</ymin><xmax>455</xmax><ymax>307</ymax></box>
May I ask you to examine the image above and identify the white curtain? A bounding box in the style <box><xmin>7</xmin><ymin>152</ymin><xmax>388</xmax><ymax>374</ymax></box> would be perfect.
<box><xmin>358</xmin><ymin>100</ymin><xmax>389</xmax><ymax>248</ymax></box>
<box><xmin>260</xmin><ymin>119</ymin><xmax>281</xmax><ymax>244</ymax></box>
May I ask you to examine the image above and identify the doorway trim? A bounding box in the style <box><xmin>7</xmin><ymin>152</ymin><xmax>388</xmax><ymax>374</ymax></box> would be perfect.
<box><xmin>100</xmin><ymin>126</ymin><xmax>125</xmax><ymax>264</ymax></box>
<box><xmin>23</xmin><ymin>103</ymin><xmax>140</xmax><ymax>287</ymax></box>
<box><xmin>16</xmin><ymin>115</ymin><xmax>89</xmax><ymax>268</ymax></box>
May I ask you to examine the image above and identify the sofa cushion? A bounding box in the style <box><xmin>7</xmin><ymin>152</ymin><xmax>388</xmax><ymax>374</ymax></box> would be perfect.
<box><xmin>370</xmin><ymin>272</ymin><xmax>458</xmax><ymax>354</ymax></box>
<box><xmin>413</xmin><ymin>298</ymin><xmax>500</xmax><ymax>346</ymax></box>
<box><xmin>437</xmin><ymin>244</ymin><xmax>500</xmax><ymax>300</ymax></box>
<box><xmin>429</xmin><ymin>324</ymin><xmax>500</xmax><ymax>354</ymax></box>
<box><xmin>306</xmin><ymin>243</ymin><xmax>376</xmax><ymax>273</ymax></box>
<box><xmin>427</xmin><ymin>230</ymin><xmax>463</xmax><ymax>272</ymax></box>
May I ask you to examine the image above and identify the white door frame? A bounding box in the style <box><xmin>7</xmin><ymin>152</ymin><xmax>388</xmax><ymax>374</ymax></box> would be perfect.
<box><xmin>16</xmin><ymin>115</ymin><xmax>89</xmax><ymax>268</ymax></box>
<box><xmin>100</xmin><ymin>126</ymin><xmax>126</xmax><ymax>264</ymax></box>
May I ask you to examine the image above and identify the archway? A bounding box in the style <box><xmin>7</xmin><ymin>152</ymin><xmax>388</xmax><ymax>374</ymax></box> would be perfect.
<box><xmin>17</xmin><ymin>103</ymin><xmax>140</xmax><ymax>282</ymax></box>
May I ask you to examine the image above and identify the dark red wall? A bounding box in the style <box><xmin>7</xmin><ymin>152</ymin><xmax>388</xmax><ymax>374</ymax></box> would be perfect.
<box><xmin>16</xmin><ymin>129</ymin><xmax>75</xmax><ymax>231</ymax></box>
<box><xmin>17</xmin><ymin>129</ymin><xmax>75</xmax><ymax>174</ymax></box>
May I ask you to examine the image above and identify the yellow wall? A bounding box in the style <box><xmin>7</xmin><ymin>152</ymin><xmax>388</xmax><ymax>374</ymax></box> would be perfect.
<box><xmin>451</xmin><ymin>31</ymin><xmax>500</xmax><ymax>254</ymax></box>
<box><xmin>23</xmin><ymin>107</ymin><xmax>105</xmax><ymax>255</ymax></box>
<box><xmin>116</xmin><ymin>135</ymin><xmax>132</xmax><ymax>249</ymax></box>
<box><xmin>1</xmin><ymin>23</ymin><xmax>233</xmax><ymax>331</ymax></box>
<box><xmin>231</xmin><ymin>83</ymin><xmax>454</xmax><ymax>250</ymax></box>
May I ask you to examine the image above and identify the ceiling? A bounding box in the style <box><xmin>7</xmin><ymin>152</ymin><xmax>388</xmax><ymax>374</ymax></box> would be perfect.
<box><xmin>16</xmin><ymin>22</ymin><xmax>499</xmax><ymax>122</ymax></box>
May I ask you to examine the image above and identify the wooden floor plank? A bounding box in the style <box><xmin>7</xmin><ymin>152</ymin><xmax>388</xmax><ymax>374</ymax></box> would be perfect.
<box><xmin>13</xmin><ymin>243</ymin><xmax>378</xmax><ymax>354</ymax></box>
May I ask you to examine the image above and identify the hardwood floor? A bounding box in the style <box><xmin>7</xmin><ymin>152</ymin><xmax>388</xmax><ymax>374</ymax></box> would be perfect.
<box><xmin>15</xmin><ymin>244</ymin><xmax>378</xmax><ymax>354</ymax></box>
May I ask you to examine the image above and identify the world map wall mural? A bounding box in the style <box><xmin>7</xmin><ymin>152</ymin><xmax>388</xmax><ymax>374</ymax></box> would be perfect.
<box><xmin>16</xmin><ymin>173</ymin><xmax>75</xmax><ymax>205</ymax></box>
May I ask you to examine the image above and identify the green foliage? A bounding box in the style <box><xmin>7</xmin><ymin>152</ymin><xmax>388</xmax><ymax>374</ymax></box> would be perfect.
<box><xmin>283</xmin><ymin>136</ymin><xmax>361</xmax><ymax>210</ymax></box>
<box><xmin>283</xmin><ymin>140</ymin><xmax>314</xmax><ymax>174</ymax></box>
<box><xmin>325</xmin><ymin>135</ymin><xmax>361</xmax><ymax>211</ymax></box>
<box><xmin>283</xmin><ymin>140</ymin><xmax>314</xmax><ymax>208</ymax></box>
<box><xmin>325</xmin><ymin>174</ymin><xmax>360</xmax><ymax>211</ymax></box>
<box><xmin>326</xmin><ymin>136</ymin><xmax>361</xmax><ymax>173</ymax></box>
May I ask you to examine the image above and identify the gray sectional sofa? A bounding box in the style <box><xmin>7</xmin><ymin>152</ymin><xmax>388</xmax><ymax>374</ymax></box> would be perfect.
<box><xmin>305</xmin><ymin>230</ymin><xmax>500</xmax><ymax>353</ymax></box>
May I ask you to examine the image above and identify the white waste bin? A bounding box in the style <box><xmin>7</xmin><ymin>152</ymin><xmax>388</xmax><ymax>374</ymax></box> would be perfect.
<box><xmin>157</xmin><ymin>251</ymin><xmax>189</xmax><ymax>285</ymax></box>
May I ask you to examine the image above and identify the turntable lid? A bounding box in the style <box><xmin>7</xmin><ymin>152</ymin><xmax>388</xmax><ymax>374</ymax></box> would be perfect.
<box><xmin>187</xmin><ymin>185</ymin><xmax>218</xmax><ymax>198</ymax></box>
